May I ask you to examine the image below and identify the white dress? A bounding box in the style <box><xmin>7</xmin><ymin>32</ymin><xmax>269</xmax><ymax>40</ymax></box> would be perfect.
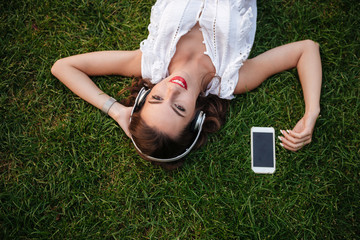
<box><xmin>140</xmin><ymin>0</ymin><xmax>257</xmax><ymax>100</ymax></box>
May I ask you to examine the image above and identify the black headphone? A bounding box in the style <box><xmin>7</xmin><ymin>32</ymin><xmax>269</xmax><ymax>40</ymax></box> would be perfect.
<box><xmin>130</xmin><ymin>87</ymin><xmax>206</xmax><ymax>162</ymax></box>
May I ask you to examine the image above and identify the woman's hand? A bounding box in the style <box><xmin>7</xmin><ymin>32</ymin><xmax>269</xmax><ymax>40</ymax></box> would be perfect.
<box><xmin>108</xmin><ymin>103</ymin><xmax>133</xmax><ymax>138</ymax></box>
<box><xmin>116</xmin><ymin>107</ymin><xmax>132</xmax><ymax>138</ymax></box>
<box><xmin>279</xmin><ymin>111</ymin><xmax>319</xmax><ymax>151</ymax></box>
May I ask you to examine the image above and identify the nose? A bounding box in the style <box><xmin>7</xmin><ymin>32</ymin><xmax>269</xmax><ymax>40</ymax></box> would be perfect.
<box><xmin>165</xmin><ymin>82</ymin><xmax>181</xmax><ymax>100</ymax></box>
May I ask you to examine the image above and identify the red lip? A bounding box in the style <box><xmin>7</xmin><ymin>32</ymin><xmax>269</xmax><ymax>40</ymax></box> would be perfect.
<box><xmin>170</xmin><ymin>76</ymin><xmax>187</xmax><ymax>90</ymax></box>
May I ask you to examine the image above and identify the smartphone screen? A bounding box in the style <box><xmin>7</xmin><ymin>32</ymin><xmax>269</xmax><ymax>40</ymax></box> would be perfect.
<box><xmin>251</xmin><ymin>127</ymin><xmax>276</xmax><ymax>174</ymax></box>
<box><xmin>253</xmin><ymin>132</ymin><xmax>274</xmax><ymax>167</ymax></box>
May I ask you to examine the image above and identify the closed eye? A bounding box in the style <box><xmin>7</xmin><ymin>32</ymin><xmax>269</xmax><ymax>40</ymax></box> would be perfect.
<box><xmin>175</xmin><ymin>104</ymin><xmax>185</xmax><ymax>112</ymax></box>
<box><xmin>152</xmin><ymin>95</ymin><xmax>162</xmax><ymax>101</ymax></box>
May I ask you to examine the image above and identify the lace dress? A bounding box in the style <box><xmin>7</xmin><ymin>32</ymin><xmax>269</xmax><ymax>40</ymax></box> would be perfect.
<box><xmin>140</xmin><ymin>0</ymin><xmax>257</xmax><ymax>100</ymax></box>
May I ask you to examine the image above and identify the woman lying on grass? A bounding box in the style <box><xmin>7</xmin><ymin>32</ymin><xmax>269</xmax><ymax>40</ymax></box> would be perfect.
<box><xmin>51</xmin><ymin>0</ymin><xmax>322</xmax><ymax>169</ymax></box>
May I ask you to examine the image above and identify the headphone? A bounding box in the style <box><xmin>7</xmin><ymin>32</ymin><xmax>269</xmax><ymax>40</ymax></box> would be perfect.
<box><xmin>130</xmin><ymin>87</ymin><xmax>206</xmax><ymax>162</ymax></box>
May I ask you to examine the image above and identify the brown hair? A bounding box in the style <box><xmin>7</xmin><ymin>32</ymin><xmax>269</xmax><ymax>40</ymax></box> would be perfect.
<box><xmin>120</xmin><ymin>78</ymin><xmax>229</xmax><ymax>170</ymax></box>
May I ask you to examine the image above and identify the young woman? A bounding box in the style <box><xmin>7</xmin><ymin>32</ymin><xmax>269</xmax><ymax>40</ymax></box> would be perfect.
<box><xmin>51</xmin><ymin>0</ymin><xmax>322</xmax><ymax>169</ymax></box>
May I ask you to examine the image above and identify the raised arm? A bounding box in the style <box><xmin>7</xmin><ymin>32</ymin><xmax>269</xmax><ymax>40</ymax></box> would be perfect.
<box><xmin>51</xmin><ymin>50</ymin><xmax>142</xmax><ymax>137</ymax></box>
<box><xmin>235</xmin><ymin>40</ymin><xmax>322</xmax><ymax>151</ymax></box>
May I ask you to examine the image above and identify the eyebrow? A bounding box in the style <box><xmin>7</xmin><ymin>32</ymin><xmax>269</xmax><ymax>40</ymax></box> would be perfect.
<box><xmin>148</xmin><ymin>101</ymin><xmax>185</xmax><ymax>118</ymax></box>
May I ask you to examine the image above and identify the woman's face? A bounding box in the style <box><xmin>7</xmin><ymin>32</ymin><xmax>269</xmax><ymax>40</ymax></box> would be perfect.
<box><xmin>140</xmin><ymin>75</ymin><xmax>199</xmax><ymax>139</ymax></box>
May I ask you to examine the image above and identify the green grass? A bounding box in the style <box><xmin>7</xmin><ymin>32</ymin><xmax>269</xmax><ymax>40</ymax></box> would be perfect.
<box><xmin>1</xmin><ymin>0</ymin><xmax>359</xmax><ymax>239</ymax></box>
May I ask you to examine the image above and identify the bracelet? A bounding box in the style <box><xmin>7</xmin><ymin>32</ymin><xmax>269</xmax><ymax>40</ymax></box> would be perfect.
<box><xmin>101</xmin><ymin>97</ymin><xmax>117</xmax><ymax>115</ymax></box>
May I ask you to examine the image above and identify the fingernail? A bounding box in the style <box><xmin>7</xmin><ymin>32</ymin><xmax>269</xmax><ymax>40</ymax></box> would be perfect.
<box><xmin>286</xmin><ymin>130</ymin><xmax>290</xmax><ymax>134</ymax></box>
<box><xmin>280</xmin><ymin>143</ymin><xmax>284</xmax><ymax>147</ymax></box>
<box><xmin>280</xmin><ymin>130</ymin><xmax>284</xmax><ymax>135</ymax></box>
<box><xmin>278</xmin><ymin>136</ymin><xmax>282</xmax><ymax>141</ymax></box>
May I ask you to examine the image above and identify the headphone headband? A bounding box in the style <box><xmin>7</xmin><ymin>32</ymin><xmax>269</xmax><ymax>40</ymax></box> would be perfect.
<box><xmin>130</xmin><ymin>87</ymin><xmax>205</xmax><ymax>163</ymax></box>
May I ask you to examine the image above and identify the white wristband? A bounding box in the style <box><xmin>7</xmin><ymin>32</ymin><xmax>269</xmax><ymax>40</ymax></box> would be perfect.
<box><xmin>101</xmin><ymin>97</ymin><xmax>117</xmax><ymax>115</ymax></box>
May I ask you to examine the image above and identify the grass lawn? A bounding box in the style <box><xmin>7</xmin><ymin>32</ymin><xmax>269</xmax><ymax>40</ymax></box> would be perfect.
<box><xmin>1</xmin><ymin>0</ymin><xmax>359</xmax><ymax>239</ymax></box>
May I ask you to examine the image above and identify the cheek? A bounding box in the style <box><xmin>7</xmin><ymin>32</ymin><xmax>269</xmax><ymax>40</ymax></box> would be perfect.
<box><xmin>184</xmin><ymin>98</ymin><xmax>197</xmax><ymax>116</ymax></box>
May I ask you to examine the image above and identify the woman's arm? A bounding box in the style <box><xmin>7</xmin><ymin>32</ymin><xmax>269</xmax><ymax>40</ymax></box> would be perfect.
<box><xmin>235</xmin><ymin>40</ymin><xmax>322</xmax><ymax>151</ymax></box>
<box><xmin>51</xmin><ymin>50</ymin><xmax>142</xmax><ymax>137</ymax></box>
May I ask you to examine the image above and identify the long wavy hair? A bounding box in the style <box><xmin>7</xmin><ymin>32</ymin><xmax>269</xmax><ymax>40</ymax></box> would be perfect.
<box><xmin>120</xmin><ymin>78</ymin><xmax>229</xmax><ymax>170</ymax></box>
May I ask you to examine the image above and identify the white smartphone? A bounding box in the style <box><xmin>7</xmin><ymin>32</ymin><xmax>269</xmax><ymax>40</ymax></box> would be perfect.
<box><xmin>251</xmin><ymin>127</ymin><xmax>276</xmax><ymax>174</ymax></box>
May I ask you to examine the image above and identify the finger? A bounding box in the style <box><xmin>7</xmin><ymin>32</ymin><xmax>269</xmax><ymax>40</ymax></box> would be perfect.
<box><xmin>118</xmin><ymin>120</ymin><xmax>131</xmax><ymax>138</ymax></box>
<box><xmin>279</xmin><ymin>136</ymin><xmax>301</xmax><ymax>151</ymax></box>
<box><xmin>280</xmin><ymin>138</ymin><xmax>312</xmax><ymax>152</ymax></box>
<box><xmin>279</xmin><ymin>135</ymin><xmax>311</xmax><ymax>151</ymax></box>
<box><xmin>287</xmin><ymin>129</ymin><xmax>311</xmax><ymax>139</ymax></box>
<box><xmin>293</xmin><ymin>138</ymin><xmax>312</xmax><ymax>151</ymax></box>
<box><xmin>280</xmin><ymin>130</ymin><xmax>310</xmax><ymax>144</ymax></box>
<box><xmin>280</xmin><ymin>142</ymin><xmax>297</xmax><ymax>152</ymax></box>
<box><xmin>280</xmin><ymin>130</ymin><xmax>312</xmax><ymax>144</ymax></box>
<box><xmin>124</xmin><ymin>129</ymin><xmax>131</xmax><ymax>138</ymax></box>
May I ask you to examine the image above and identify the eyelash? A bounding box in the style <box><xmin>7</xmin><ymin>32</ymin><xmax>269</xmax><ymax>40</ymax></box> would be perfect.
<box><xmin>152</xmin><ymin>95</ymin><xmax>162</xmax><ymax>100</ymax></box>
<box><xmin>152</xmin><ymin>95</ymin><xmax>185</xmax><ymax>112</ymax></box>
<box><xmin>175</xmin><ymin>104</ymin><xmax>185</xmax><ymax>112</ymax></box>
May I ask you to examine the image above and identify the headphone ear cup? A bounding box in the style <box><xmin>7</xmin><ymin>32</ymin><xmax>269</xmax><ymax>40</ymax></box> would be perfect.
<box><xmin>134</xmin><ymin>87</ymin><xmax>150</xmax><ymax>112</ymax></box>
<box><xmin>137</xmin><ymin>89</ymin><xmax>150</xmax><ymax>108</ymax></box>
<box><xmin>190</xmin><ymin>111</ymin><xmax>205</xmax><ymax>132</ymax></box>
